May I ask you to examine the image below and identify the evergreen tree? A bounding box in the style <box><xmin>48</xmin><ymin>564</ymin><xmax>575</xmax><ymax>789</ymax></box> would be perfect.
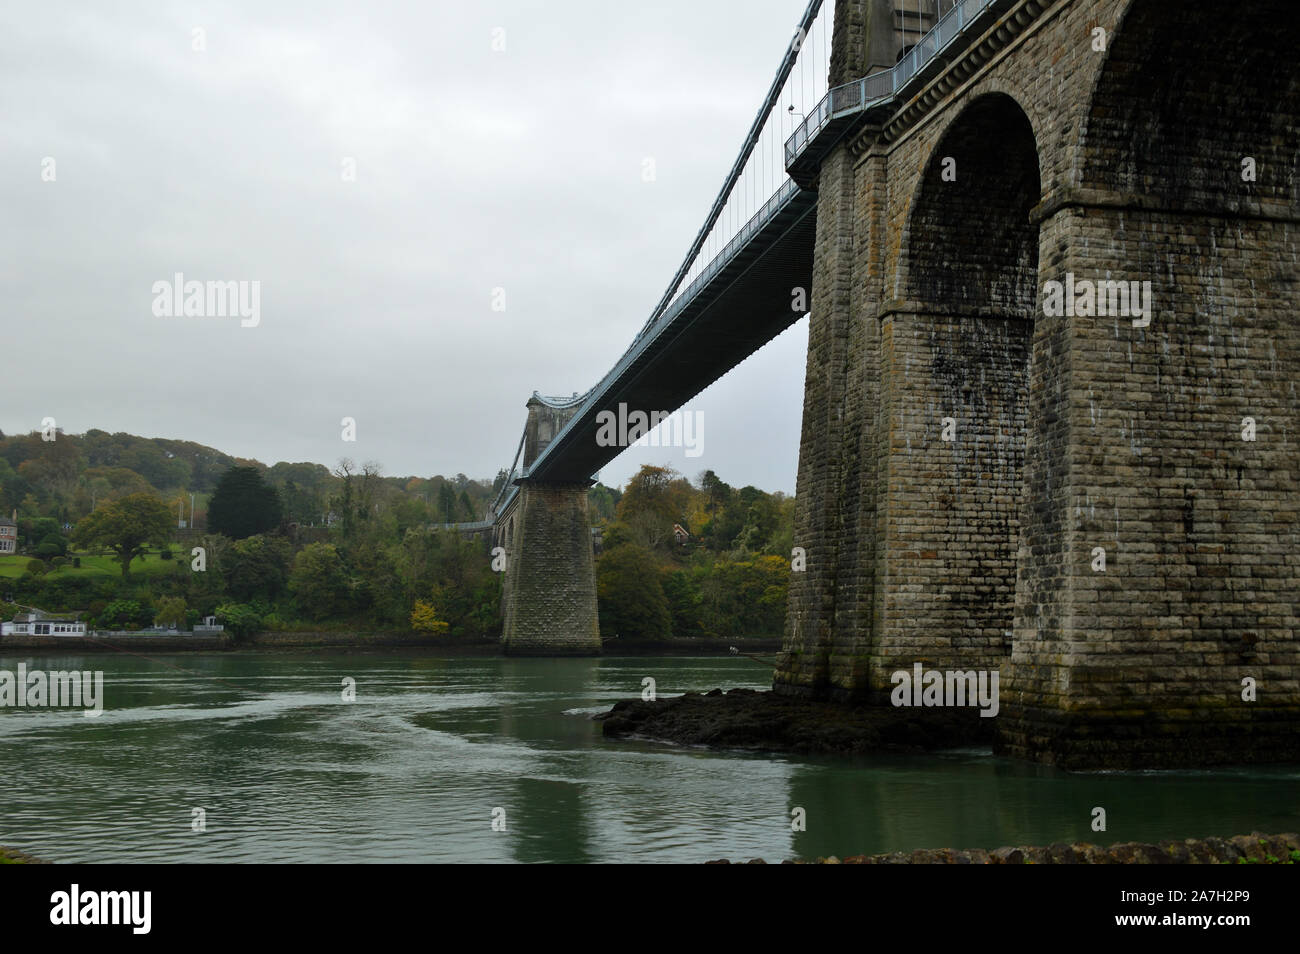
<box><xmin>208</xmin><ymin>466</ymin><xmax>282</xmax><ymax>539</ymax></box>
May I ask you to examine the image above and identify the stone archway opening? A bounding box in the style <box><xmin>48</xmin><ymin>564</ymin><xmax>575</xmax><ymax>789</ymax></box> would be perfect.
<box><xmin>881</xmin><ymin>92</ymin><xmax>1041</xmax><ymax>673</ymax></box>
<box><xmin>1082</xmin><ymin>0</ymin><xmax>1300</xmax><ymax>210</ymax></box>
<box><xmin>906</xmin><ymin>93</ymin><xmax>1041</xmax><ymax>310</ymax></box>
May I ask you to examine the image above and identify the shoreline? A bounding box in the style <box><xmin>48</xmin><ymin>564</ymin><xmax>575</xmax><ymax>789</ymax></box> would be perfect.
<box><xmin>10</xmin><ymin>833</ymin><xmax>1296</xmax><ymax>865</ymax></box>
<box><xmin>710</xmin><ymin>832</ymin><xmax>1300</xmax><ymax>865</ymax></box>
<box><xmin>0</xmin><ymin>633</ymin><xmax>783</xmax><ymax>657</ymax></box>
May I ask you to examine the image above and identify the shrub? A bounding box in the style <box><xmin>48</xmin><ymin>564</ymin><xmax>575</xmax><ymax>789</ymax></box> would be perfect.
<box><xmin>97</xmin><ymin>599</ymin><xmax>150</xmax><ymax>629</ymax></box>
<box><xmin>411</xmin><ymin>599</ymin><xmax>450</xmax><ymax>635</ymax></box>
<box><xmin>215</xmin><ymin>602</ymin><xmax>263</xmax><ymax>643</ymax></box>
<box><xmin>25</xmin><ymin>559</ymin><xmax>46</xmax><ymax>576</ymax></box>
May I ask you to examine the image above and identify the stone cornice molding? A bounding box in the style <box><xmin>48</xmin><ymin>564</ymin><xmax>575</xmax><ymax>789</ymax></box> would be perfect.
<box><xmin>880</xmin><ymin>0</ymin><xmax>1060</xmax><ymax>145</ymax></box>
<box><xmin>1031</xmin><ymin>185</ymin><xmax>1300</xmax><ymax>226</ymax></box>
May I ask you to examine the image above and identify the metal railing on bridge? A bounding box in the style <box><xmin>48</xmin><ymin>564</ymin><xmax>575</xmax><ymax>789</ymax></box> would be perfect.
<box><xmin>785</xmin><ymin>0</ymin><xmax>998</xmax><ymax>167</ymax></box>
<box><xmin>488</xmin><ymin>0</ymin><xmax>1001</xmax><ymax>506</ymax></box>
<box><xmin>433</xmin><ymin>519</ymin><xmax>494</xmax><ymax>532</ymax></box>
<box><xmin>644</xmin><ymin>0</ymin><xmax>831</xmax><ymax>331</ymax></box>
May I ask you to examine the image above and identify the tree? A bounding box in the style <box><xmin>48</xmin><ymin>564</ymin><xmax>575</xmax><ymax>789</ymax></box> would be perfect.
<box><xmin>611</xmin><ymin>465</ymin><xmax>693</xmax><ymax>551</ymax></box>
<box><xmin>596</xmin><ymin>543</ymin><xmax>671</xmax><ymax>641</ymax></box>
<box><xmin>71</xmin><ymin>492</ymin><xmax>172</xmax><ymax>578</ymax></box>
<box><xmin>437</xmin><ymin>483</ymin><xmax>456</xmax><ymax>524</ymax></box>
<box><xmin>17</xmin><ymin>438</ymin><xmax>82</xmax><ymax>497</ymax></box>
<box><xmin>410</xmin><ymin>599</ymin><xmax>450</xmax><ymax>635</ymax></box>
<box><xmin>331</xmin><ymin>459</ymin><xmax>384</xmax><ymax>539</ymax></box>
<box><xmin>587</xmin><ymin>483</ymin><xmax>620</xmax><ymax>525</ymax></box>
<box><xmin>695</xmin><ymin>554</ymin><xmax>789</xmax><ymax>638</ymax></box>
<box><xmin>155</xmin><ymin>597</ymin><xmax>187</xmax><ymax>628</ymax></box>
<box><xmin>98</xmin><ymin>599</ymin><xmax>151</xmax><ymax>629</ymax></box>
<box><xmin>392</xmin><ymin>530</ymin><xmax>501</xmax><ymax>639</ymax></box>
<box><xmin>224</xmin><ymin>534</ymin><xmax>292</xmax><ymax>601</ymax></box>
<box><xmin>81</xmin><ymin>466</ymin><xmax>154</xmax><ymax>500</ymax></box>
<box><xmin>288</xmin><ymin>543</ymin><xmax>351</xmax><ymax>620</ymax></box>
<box><xmin>208</xmin><ymin>466</ymin><xmax>282</xmax><ymax>539</ymax></box>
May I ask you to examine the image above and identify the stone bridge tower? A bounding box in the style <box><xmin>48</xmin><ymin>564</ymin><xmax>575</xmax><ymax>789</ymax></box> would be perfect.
<box><xmin>500</xmin><ymin>395</ymin><xmax>601</xmax><ymax>655</ymax></box>
<box><xmin>776</xmin><ymin>0</ymin><xmax>1300</xmax><ymax>767</ymax></box>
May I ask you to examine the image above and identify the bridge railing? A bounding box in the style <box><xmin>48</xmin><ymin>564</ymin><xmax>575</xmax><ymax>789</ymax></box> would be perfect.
<box><xmin>785</xmin><ymin>0</ymin><xmax>997</xmax><ymax>167</ymax></box>
<box><xmin>643</xmin><ymin>0</ymin><xmax>830</xmax><ymax>334</ymax></box>
<box><xmin>488</xmin><ymin>2</ymin><xmax>832</xmax><ymax>498</ymax></box>
<box><xmin>496</xmin><ymin>0</ymin><xmax>1000</xmax><ymax>502</ymax></box>
<box><xmin>433</xmin><ymin>519</ymin><xmax>495</xmax><ymax>532</ymax></box>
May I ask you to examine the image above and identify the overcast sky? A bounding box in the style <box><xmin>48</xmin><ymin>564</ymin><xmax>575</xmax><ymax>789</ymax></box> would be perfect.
<box><xmin>0</xmin><ymin>0</ymin><xmax>812</xmax><ymax>494</ymax></box>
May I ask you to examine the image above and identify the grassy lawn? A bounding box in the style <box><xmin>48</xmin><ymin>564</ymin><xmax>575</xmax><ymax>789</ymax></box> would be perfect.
<box><xmin>0</xmin><ymin>551</ymin><xmax>182</xmax><ymax>579</ymax></box>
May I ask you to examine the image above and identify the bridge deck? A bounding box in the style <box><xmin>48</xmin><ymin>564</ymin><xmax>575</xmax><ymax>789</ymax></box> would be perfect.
<box><xmin>494</xmin><ymin>0</ymin><xmax>1008</xmax><ymax>506</ymax></box>
<box><xmin>525</xmin><ymin>182</ymin><xmax>817</xmax><ymax>484</ymax></box>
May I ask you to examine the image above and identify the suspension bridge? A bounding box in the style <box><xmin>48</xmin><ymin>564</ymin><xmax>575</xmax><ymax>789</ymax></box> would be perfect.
<box><xmin>437</xmin><ymin>0</ymin><xmax>1300</xmax><ymax>769</ymax></box>
<box><xmin>442</xmin><ymin>0</ymin><xmax>1004</xmax><ymax>654</ymax></box>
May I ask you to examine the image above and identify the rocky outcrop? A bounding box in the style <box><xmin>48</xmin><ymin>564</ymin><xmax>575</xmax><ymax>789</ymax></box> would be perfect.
<box><xmin>705</xmin><ymin>832</ymin><xmax>1300</xmax><ymax>864</ymax></box>
<box><xmin>598</xmin><ymin>687</ymin><xmax>994</xmax><ymax>755</ymax></box>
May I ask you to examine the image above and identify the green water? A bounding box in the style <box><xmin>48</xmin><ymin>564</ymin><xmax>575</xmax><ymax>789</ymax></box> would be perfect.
<box><xmin>1</xmin><ymin>652</ymin><xmax>1296</xmax><ymax>863</ymax></box>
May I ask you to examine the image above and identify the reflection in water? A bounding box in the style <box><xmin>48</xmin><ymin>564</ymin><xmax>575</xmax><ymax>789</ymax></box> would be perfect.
<box><xmin>0</xmin><ymin>652</ymin><xmax>1295</xmax><ymax>863</ymax></box>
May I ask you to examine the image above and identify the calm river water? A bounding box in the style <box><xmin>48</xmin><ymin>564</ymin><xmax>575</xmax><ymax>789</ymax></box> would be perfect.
<box><xmin>1</xmin><ymin>652</ymin><xmax>1296</xmax><ymax>863</ymax></box>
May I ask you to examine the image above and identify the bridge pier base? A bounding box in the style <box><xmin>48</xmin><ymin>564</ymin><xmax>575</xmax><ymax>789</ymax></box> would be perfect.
<box><xmin>501</xmin><ymin>480</ymin><xmax>601</xmax><ymax>656</ymax></box>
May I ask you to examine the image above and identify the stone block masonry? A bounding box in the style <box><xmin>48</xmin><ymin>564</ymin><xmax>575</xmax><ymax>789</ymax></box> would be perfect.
<box><xmin>501</xmin><ymin>480</ymin><xmax>601</xmax><ymax>656</ymax></box>
<box><xmin>498</xmin><ymin>393</ymin><xmax>602</xmax><ymax>656</ymax></box>
<box><xmin>776</xmin><ymin>0</ymin><xmax>1300</xmax><ymax>767</ymax></box>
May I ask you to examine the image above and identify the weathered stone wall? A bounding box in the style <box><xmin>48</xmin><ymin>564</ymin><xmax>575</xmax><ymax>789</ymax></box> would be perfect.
<box><xmin>782</xmin><ymin>0</ymin><xmax>1064</xmax><ymax>702</ymax></box>
<box><xmin>1000</xmin><ymin>0</ymin><xmax>1300</xmax><ymax>767</ymax></box>
<box><xmin>870</xmin><ymin>309</ymin><xmax>1032</xmax><ymax>688</ymax></box>
<box><xmin>779</xmin><ymin>0</ymin><xmax>1300</xmax><ymax>766</ymax></box>
<box><xmin>829</xmin><ymin>0</ymin><xmax>869</xmax><ymax>85</ymax></box>
<box><xmin>777</xmin><ymin>146</ymin><xmax>860</xmax><ymax>697</ymax></box>
<box><xmin>497</xmin><ymin>394</ymin><xmax>600</xmax><ymax>655</ymax></box>
<box><xmin>501</xmin><ymin>481</ymin><xmax>601</xmax><ymax>656</ymax></box>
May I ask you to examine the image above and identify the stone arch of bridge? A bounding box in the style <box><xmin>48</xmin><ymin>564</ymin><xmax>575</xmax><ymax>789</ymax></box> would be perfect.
<box><xmin>901</xmin><ymin>91</ymin><xmax>1042</xmax><ymax>312</ymax></box>
<box><xmin>872</xmin><ymin>91</ymin><xmax>1043</xmax><ymax>674</ymax></box>
<box><xmin>1079</xmin><ymin>0</ymin><xmax>1300</xmax><ymax>210</ymax></box>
